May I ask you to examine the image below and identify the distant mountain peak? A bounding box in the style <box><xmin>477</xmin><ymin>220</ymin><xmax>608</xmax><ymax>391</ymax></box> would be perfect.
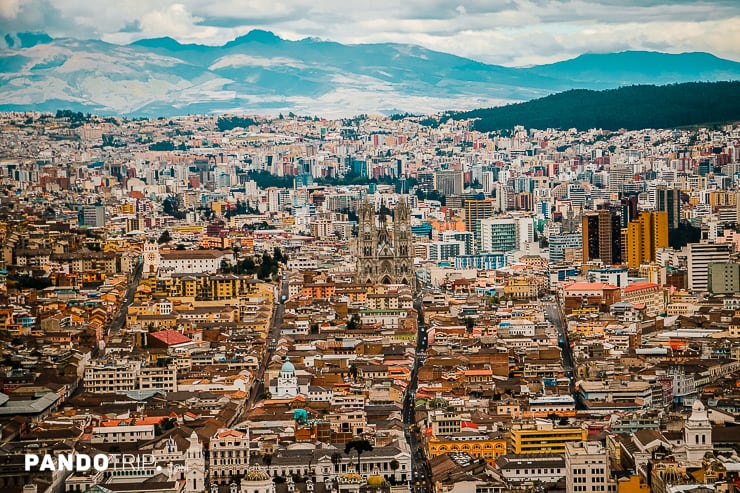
<box><xmin>226</xmin><ymin>29</ymin><xmax>283</xmax><ymax>47</ymax></box>
<box><xmin>1</xmin><ymin>34</ymin><xmax>739</xmax><ymax>118</ymax></box>
<box><xmin>130</xmin><ymin>36</ymin><xmax>184</xmax><ymax>50</ymax></box>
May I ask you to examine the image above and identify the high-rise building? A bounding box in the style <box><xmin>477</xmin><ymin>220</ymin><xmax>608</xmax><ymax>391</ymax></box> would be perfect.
<box><xmin>434</xmin><ymin>170</ymin><xmax>464</xmax><ymax>196</ymax></box>
<box><xmin>620</xmin><ymin>195</ymin><xmax>639</xmax><ymax>228</ymax></box>
<box><xmin>479</xmin><ymin>215</ymin><xmax>535</xmax><ymax>253</ymax></box>
<box><xmin>655</xmin><ymin>185</ymin><xmax>681</xmax><ymax>231</ymax></box>
<box><xmin>464</xmin><ymin>199</ymin><xmax>494</xmax><ymax>247</ymax></box>
<box><xmin>565</xmin><ymin>441</ymin><xmax>610</xmax><ymax>493</ymax></box>
<box><xmin>582</xmin><ymin>209</ymin><xmax>622</xmax><ymax>265</ymax></box>
<box><xmin>625</xmin><ymin>211</ymin><xmax>669</xmax><ymax>269</ymax></box>
<box><xmin>480</xmin><ymin>217</ymin><xmax>517</xmax><ymax>253</ymax></box>
<box><xmin>549</xmin><ymin>233</ymin><xmax>583</xmax><ymax>264</ymax></box>
<box><xmin>427</xmin><ymin>241</ymin><xmax>463</xmax><ymax>261</ymax></box>
<box><xmin>687</xmin><ymin>242</ymin><xmax>732</xmax><ymax>292</ymax></box>
<box><xmin>708</xmin><ymin>262</ymin><xmax>740</xmax><ymax>294</ymax></box>
<box><xmin>79</xmin><ymin>204</ymin><xmax>106</xmax><ymax>227</ymax></box>
<box><xmin>441</xmin><ymin>230</ymin><xmax>473</xmax><ymax>255</ymax></box>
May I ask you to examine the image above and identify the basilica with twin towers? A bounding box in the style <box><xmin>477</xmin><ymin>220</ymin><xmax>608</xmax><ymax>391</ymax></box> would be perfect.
<box><xmin>355</xmin><ymin>198</ymin><xmax>415</xmax><ymax>289</ymax></box>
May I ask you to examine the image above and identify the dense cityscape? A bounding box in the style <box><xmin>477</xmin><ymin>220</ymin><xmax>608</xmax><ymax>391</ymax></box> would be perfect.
<box><xmin>0</xmin><ymin>109</ymin><xmax>739</xmax><ymax>493</ymax></box>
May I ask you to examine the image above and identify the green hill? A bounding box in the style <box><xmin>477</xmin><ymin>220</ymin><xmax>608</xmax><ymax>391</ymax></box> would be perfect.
<box><xmin>452</xmin><ymin>81</ymin><xmax>740</xmax><ymax>132</ymax></box>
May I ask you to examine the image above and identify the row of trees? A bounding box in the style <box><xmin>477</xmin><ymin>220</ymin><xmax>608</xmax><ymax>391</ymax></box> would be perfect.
<box><xmin>217</xmin><ymin>116</ymin><xmax>258</xmax><ymax>131</ymax></box>
<box><xmin>220</xmin><ymin>248</ymin><xmax>286</xmax><ymax>280</ymax></box>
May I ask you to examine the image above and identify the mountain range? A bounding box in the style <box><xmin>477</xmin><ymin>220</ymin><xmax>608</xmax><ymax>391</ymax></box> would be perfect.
<box><xmin>1</xmin><ymin>30</ymin><xmax>740</xmax><ymax>117</ymax></box>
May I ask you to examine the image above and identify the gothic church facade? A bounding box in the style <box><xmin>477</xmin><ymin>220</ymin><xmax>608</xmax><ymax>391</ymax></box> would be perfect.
<box><xmin>356</xmin><ymin>199</ymin><xmax>415</xmax><ymax>288</ymax></box>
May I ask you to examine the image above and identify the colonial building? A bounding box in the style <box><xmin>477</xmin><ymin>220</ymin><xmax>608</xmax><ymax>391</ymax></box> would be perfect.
<box><xmin>356</xmin><ymin>200</ymin><xmax>414</xmax><ymax>288</ymax></box>
<box><xmin>269</xmin><ymin>358</ymin><xmax>299</xmax><ymax>399</ymax></box>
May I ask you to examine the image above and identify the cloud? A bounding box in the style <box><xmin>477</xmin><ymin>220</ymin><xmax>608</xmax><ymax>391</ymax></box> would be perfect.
<box><xmin>0</xmin><ymin>0</ymin><xmax>24</xmax><ymax>19</ymax></box>
<box><xmin>0</xmin><ymin>0</ymin><xmax>738</xmax><ymax>66</ymax></box>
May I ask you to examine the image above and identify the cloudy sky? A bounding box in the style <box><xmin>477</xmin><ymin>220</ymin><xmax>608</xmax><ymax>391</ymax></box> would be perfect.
<box><xmin>1</xmin><ymin>0</ymin><xmax>739</xmax><ymax>66</ymax></box>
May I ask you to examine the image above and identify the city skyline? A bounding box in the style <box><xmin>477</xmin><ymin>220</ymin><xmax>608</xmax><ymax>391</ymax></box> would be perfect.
<box><xmin>1</xmin><ymin>0</ymin><xmax>739</xmax><ymax>67</ymax></box>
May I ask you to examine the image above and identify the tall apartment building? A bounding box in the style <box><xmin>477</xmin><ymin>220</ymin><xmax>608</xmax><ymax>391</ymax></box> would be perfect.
<box><xmin>427</xmin><ymin>241</ymin><xmax>463</xmax><ymax>261</ymax></box>
<box><xmin>464</xmin><ymin>199</ymin><xmax>494</xmax><ymax>247</ymax></box>
<box><xmin>655</xmin><ymin>185</ymin><xmax>681</xmax><ymax>230</ymax></box>
<box><xmin>708</xmin><ymin>262</ymin><xmax>740</xmax><ymax>294</ymax></box>
<box><xmin>582</xmin><ymin>209</ymin><xmax>622</xmax><ymax>265</ymax></box>
<box><xmin>79</xmin><ymin>204</ymin><xmax>106</xmax><ymax>227</ymax></box>
<box><xmin>479</xmin><ymin>215</ymin><xmax>534</xmax><ymax>253</ymax></box>
<box><xmin>441</xmin><ymin>230</ymin><xmax>473</xmax><ymax>255</ymax></box>
<box><xmin>565</xmin><ymin>441</ymin><xmax>610</xmax><ymax>493</ymax></box>
<box><xmin>480</xmin><ymin>217</ymin><xmax>517</xmax><ymax>252</ymax></box>
<box><xmin>434</xmin><ymin>170</ymin><xmax>464</xmax><ymax>196</ymax></box>
<box><xmin>549</xmin><ymin>233</ymin><xmax>583</xmax><ymax>264</ymax></box>
<box><xmin>687</xmin><ymin>242</ymin><xmax>732</xmax><ymax>292</ymax></box>
<box><xmin>625</xmin><ymin>211</ymin><xmax>669</xmax><ymax>269</ymax></box>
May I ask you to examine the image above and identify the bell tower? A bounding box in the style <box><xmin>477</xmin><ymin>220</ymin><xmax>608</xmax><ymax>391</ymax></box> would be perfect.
<box><xmin>685</xmin><ymin>400</ymin><xmax>713</xmax><ymax>462</ymax></box>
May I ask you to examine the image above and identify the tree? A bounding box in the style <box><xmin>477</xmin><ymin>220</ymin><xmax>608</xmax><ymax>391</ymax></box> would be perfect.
<box><xmin>389</xmin><ymin>459</ymin><xmax>400</xmax><ymax>482</ymax></box>
<box><xmin>331</xmin><ymin>452</ymin><xmax>342</xmax><ymax>473</ymax></box>
<box><xmin>344</xmin><ymin>439</ymin><xmax>373</xmax><ymax>473</ymax></box>
<box><xmin>217</xmin><ymin>116</ymin><xmax>257</xmax><ymax>131</ymax></box>
<box><xmin>349</xmin><ymin>364</ymin><xmax>359</xmax><ymax>383</ymax></box>
<box><xmin>273</xmin><ymin>247</ymin><xmax>284</xmax><ymax>264</ymax></box>
<box><xmin>346</xmin><ymin>314</ymin><xmax>359</xmax><ymax>331</ymax></box>
<box><xmin>148</xmin><ymin>140</ymin><xmax>175</xmax><ymax>151</ymax></box>
<box><xmin>162</xmin><ymin>195</ymin><xmax>186</xmax><ymax>219</ymax></box>
<box><xmin>158</xmin><ymin>230</ymin><xmax>171</xmax><ymax>244</ymax></box>
<box><xmin>262</xmin><ymin>454</ymin><xmax>273</xmax><ymax>467</ymax></box>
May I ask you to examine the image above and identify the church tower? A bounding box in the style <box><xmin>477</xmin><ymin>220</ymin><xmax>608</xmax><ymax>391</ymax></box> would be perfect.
<box><xmin>143</xmin><ymin>239</ymin><xmax>160</xmax><ymax>278</ymax></box>
<box><xmin>684</xmin><ymin>400</ymin><xmax>713</xmax><ymax>462</ymax></box>
<box><xmin>184</xmin><ymin>431</ymin><xmax>205</xmax><ymax>493</ymax></box>
<box><xmin>356</xmin><ymin>198</ymin><xmax>415</xmax><ymax>288</ymax></box>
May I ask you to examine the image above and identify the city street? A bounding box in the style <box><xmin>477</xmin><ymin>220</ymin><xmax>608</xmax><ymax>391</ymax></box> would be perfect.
<box><xmin>544</xmin><ymin>301</ymin><xmax>577</xmax><ymax>400</ymax></box>
<box><xmin>246</xmin><ymin>275</ymin><xmax>289</xmax><ymax>410</ymax></box>
<box><xmin>108</xmin><ymin>261</ymin><xmax>143</xmax><ymax>337</ymax></box>
<box><xmin>403</xmin><ymin>311</ymin><xmax>430</xmax><ymax>493</ymax></box>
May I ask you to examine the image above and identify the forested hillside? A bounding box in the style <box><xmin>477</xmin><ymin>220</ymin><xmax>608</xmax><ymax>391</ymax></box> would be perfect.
<box><xmin>451</xmin><ymin>81</ymin><xmax>740</xmax><ymax>131</ymax></box>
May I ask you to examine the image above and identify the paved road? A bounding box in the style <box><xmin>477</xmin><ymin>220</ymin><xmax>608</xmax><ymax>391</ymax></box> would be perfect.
<box><xmin>544</xmin><ymin>301</ymin><xmax>578</xmax><ymax>400</ymax></box>
<box><xmin>108</xmin><ymin>261</ymin><xmax>143</xmax><ymax>337</ymax></box>
<box><xmin>404</xmin><ymin>298</ymin><xmax>431</xmax><ymax>493</ymax></box>
<box><xmin>246</xmin><ymin>276</ymin><xmax>289</xmax><ymax>410</ymax></box>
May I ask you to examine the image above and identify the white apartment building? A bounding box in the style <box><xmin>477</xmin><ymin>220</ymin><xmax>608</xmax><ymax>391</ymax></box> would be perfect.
<box><xmin>83</xmin><ymin>361</ymin><xmax>140</xmax><ymax>393</ymax></box>
<box><xmin>430</xmin><ymin>411</ymin><xmax>462</xmax><ymax>436</ymax></box>
<box><xmin>91</xmin><ymin>424</ymin><xmax>155</xmax><ymax>444</ymax></box>
<box><xmin>84</xmin><ymin>360</ymin><xmax>177</xmax><ymax>393</ymax></box>
<box><xmin>687</xmin><ymin>242</ymin><xmax>732</xmax><ymax>292</ymax></box>
<box><xmin>138</xmin><ymin>365</ymin><xmax>178</xmax><ymax>392</ymax></box>
<box><xmin>496</xmin><ymin>454</ymin><xmax>565</xmax><ymax>485</ymax></box>
<box><xmin>565</xmin><ymin>441</ymin><xmax>610</xmax><ymax>493</ymax></box>
<box><xmin>209</xmin><ymin>428</ymin><xmax>251</xmax><ymax>484</ymax></box>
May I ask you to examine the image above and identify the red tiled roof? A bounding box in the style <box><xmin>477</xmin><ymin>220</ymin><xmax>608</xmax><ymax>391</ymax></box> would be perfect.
<box><xmin>565</xmin><ymin>282</ymin><xmax>619</xmax><ymax>291</ymax></box>
<box><xmin>623</xmin><ymin>282</ymin><xmax>660</xmax><ymax>294</ymax></box>
<box><xmin>149</xmin><ymin>329</ymin><xmax>192</xmax><ymax>346</ymax></box>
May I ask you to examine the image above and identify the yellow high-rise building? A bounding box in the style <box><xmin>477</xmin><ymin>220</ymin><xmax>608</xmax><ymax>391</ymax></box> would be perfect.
<box><xmin>625</xmin><ymin>211</ymin><xmax>668</xmax><ymax>269</ymax></box>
